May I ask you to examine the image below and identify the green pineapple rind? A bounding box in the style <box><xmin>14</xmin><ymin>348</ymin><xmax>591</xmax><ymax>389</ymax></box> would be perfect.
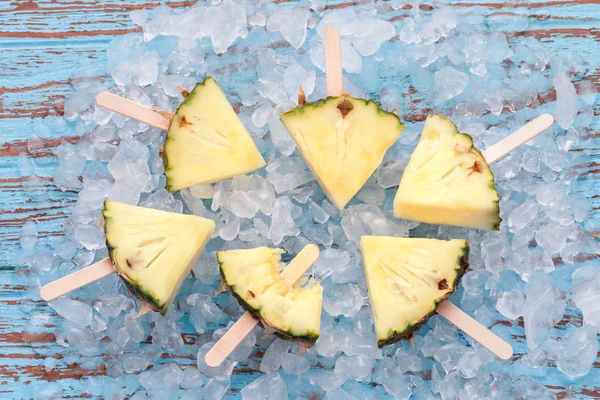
<box><xmin>217</xmin><ymin>253</ymin><xmax>320</xmax><ymax>346</ymax></box>
<box><xmin>376</xmin><ymin>241</ymin><xmax>470</xmax><ymax>348</ymax></box>
<box><xmin>164</xmin><ymin>76</ymin><xmax>215</xmax><ymax>193</ymax></box>
<box><xmin>102</xmin><ymin>201</ymin><xmax>168</xmax><ymax>315</ymax></box>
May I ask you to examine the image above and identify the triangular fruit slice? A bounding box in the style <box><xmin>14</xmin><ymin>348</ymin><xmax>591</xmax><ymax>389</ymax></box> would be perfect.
<box><xmin>281</xmin><ymin>95</ymin><xmax>404</xmax><ymax>209</ymax></box>
<box><xmin>360</xmin><ymin>236</ymin><xmax>469</xmax><ymax>347</ymax></box>
<box><xmin>217</xmin><ymin>247</ymin><xmax>323</xmax><ymax>345</ymax></box>
<box><xmin>394</xmin><ymin>114</ymin><xmax>501</xmax><ymax>230</ymax></box>
<box><xmin>165</xmin><ymin>77</ymin><xmax>266</xmax><ymax>191</ymax></box>
<box><xmin>103</xmin><ymin>200</ymin><xmax>215</xmax><ymax>315</ymax></box>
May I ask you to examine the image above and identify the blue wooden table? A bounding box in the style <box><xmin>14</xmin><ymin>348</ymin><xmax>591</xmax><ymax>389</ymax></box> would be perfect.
<box><xmin>0</xmin><ymin>0</ymin><xmax>599</xmax><ymax>398</ymax></box>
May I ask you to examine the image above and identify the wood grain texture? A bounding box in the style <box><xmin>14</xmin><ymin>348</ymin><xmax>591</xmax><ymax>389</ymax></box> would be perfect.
<box><xmin>0</xmin><ymin>0</ymin><xmax>599</xmax><ymax>398</ymax></box>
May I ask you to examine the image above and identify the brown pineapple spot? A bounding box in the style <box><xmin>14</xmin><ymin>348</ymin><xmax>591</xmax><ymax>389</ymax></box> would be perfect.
<box><xmin>180</xmin><ymin>116</ymin><xmax>192</xmax><ymax>128</ymax></box>
<box><xmin>126</xmin><ymin>259</ymin><xmax>134</xmax><ymax>269</ymax></box>
<box><xmin>297</xmin><ymin>86</ymin><xmax>306</xmax><ymax>106</ymax></box>
<box><xmin>438</xmin><ymin>279</ymin><xmax>449</xmax><ymax>290</ymax></box>
<box><xmin>177</xmin><ymin>85</ymin><xmax>190</xmax><ymax>98</ymax></box>
<box><xmin>337</xmin><ymin>99</ymin><xmax>353</xmax><ymax>118</ymax></box>
<box><xmin>467</xmin><ymin>161</ymin><xmax>481</xmax><ymax>176</ymax></box>
<box><xmin>248</xmin><ymin>290</ymin><xmax>256</xmax><ymax>298</ymax></box>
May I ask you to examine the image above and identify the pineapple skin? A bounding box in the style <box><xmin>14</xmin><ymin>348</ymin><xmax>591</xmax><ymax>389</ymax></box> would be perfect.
<box><xmin>371</xmin><ymin>240</ymin><xmax>470</xmax><ymax>348</ymax></box>
<box><xmin>103</xmin><ymin>200</ymin><xmax>215</xmax><ymax>316</ymax></box>
<box><xmin>164</xmin><ymin>76</ymin><xmax>266</xmax><ymax>192</ymax></box>
<box><xmin>103</xmin><ymin>208</ymin><xmax>165</xmax><ymax>314</ymax></box>
<box><xmin>281</xmin><ymin>96</ymin><xmax>405</xmax><ymax>210</ymax></box>
<box><xmin>394</xmin><ymin>114</ymin><xmax>502</xmax><ymax>230</ymax></box>
<box><xmin>217</xmin><ymin>250</ymin><xmax>321</xmax><ymax>346</ymax></box>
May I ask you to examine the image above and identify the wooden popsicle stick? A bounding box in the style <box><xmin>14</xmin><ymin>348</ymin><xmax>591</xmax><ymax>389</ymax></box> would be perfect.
<box><xmin>482</xmin><ymin>114</ymin><xmax>554</xmax><ymax>164</ymax></box>
<box><xmin>205</xmin><ymin>244</ymin><xmax>320</xmax><ymax>368</ymax></box>
<box><xmin>324</xmin><ymin>26</ymin><xmax>344</xmax><ymax>97</ymax></box>
<box><xmin>95</xmin><ymin>92</ymin><xmax>172</xmax><ymax>131</ymax></box>
<box><xmin>40</xmin><ymin>257</ymin><xmax>115</xmax><ymax>302</ymax></box>
<box><xmin>437</xmin><ymin>300</ymin><xmax>513</xmax><ymax>360</ymax></box>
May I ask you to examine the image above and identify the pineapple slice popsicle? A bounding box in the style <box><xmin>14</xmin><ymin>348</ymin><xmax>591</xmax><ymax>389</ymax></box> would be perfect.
<box><xmin>96</xmin><ymin>77</ymin><xmax>266</xmax><ymax>192</ymax></box>
<box><xmin>279</xmin><ymin>28</ymin><xmax>405</xmax><ymax>210</ymax></box>
<box><xmin>393</xmin><ymin>113</ymin><xmax>554</xmax><ymax>230</ymax></box>
<box><xmin>40</xmin><ymin>201</ymin><xmax>215</xmax><ymax>316</ymax></box>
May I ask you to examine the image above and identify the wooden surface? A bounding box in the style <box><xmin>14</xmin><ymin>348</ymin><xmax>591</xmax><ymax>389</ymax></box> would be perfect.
<box><xmin>0</xmin><ymin>0</ymin><xmax>599</xmax><ymax>398</ymax></box>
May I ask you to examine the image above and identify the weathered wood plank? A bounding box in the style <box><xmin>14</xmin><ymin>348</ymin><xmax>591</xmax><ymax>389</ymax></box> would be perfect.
<box><xmin>1</xmin><ymin>0</ymin><xmax>599</xmax><ymax>398</ymax></box>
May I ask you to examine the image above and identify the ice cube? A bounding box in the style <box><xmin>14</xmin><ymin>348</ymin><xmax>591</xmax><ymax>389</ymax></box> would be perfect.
<box><xmin>496</xmin><ymin>289</ymin><xmax>525</xmax><ymax>320</ymax></box>
<box><xmin>252</xmin><ymin>103</ymin><xmax>273</xmax><ymax>128</ymax></box>
<box><xmin>93</xmin><ymin>294</ymin><xmax>135</xmax><ymax>319</ymax></box>
<box><xmin>373</xmin><ymin>357</ymin><xmax>411</xmax><ymax>396</ymax></box>
<box><xmin>140</xmin><ymin>190</ymin><xmax>183</xmax><ymax>213</ymax></box>
<box><xmin>19</xmin><ymin>221</ymin><xmax>38</xmax><ymax>250</ymax></box>
<box><xmin>334</xmin><ymin>355</ymin><xmax>372</xmax><ymax>381</ymax></box>
<box><xmin>260</xmin><ymin>338</ymin><xmax>290</xmax><ymax>373</ymax></box>
<box><xmin>202</xmin><ymin>0</ymin><xmax>247</xmax><ymax>54</ymax></box>
<box><xmin>323</xmin><ymin>283</ymin><xmax>364</xmax><ymax>318</ymax></box>
<box><xmin>488</xmin><ymin>32</ymin><xmax>512</xmax><ymax>63</ymax></box>
<box><xmin>431</xmin><ymin>66</ymin><xmax>469</xmax><ymax>106</ymax></box>
<box><xmin>202</xmin><ymin>376</ymin><xmax>230</xmax><ymax>399</ymax></box>
<box><xmin>316</xmin><ymin>324</ymin><xmax>339</xmax><ymax>357</ymax></box>
<box><xmin>572</xmin><ymin>266</ymin><xmax>600</xmax><ymax>326</ymax></box>
<box><xmin>352</xmin><ymin>18</ymin><xmax>395</xmax><ymax>56</ymax></box>
<box><xmin>434</xmin><ymin>343</ymin><xmax>463</xmax><ymax>373</ymax></box>
<box><xmin>341</xmin><ymin>38</ymin><xmax>362</xmax><ymax>74</ymax></box>
<box><xmin>577</xmin><ymin>80</ymin><xmax>597</xmax><ymax>106</ymax></box>
<box><xmin>241</xmin><ymin>372</ymin><xmax>288</xmax><ymax>400</ymax></box>
<box><xmin>523</xmin><ymin>274</ymin><xmax>566</xmax><ymax>349</ymax></box>
<box><xmin>508</xmin><ymin>200</ymin><xmax>539</xmax><ymax>232</ymax></box>
<box><xmin>50</xmin><ymin>298</ymin><xmax>92</xmax><ymax>327</ymax></box>
<box><xmin>270</xmin><ymin>196</ymin><xmax>300</xmax><ymax>245</ymax></box>
<box><xmin>439</xmin><ymin>370</ymin><xmax>460</xmax><ymax>400</ymax></box>
<box><xmin>281</xmin><ymin>352</ymin><xmax>311</xmax><ymax>375</ymax></box>
<box><xmin>554</xmin><ymin>324</ymin><xmax>598</xmax><ymax>379</ymax></box>
<box><xmin>306</xmin><ymin>370</ymin><xmax>347</xmax><ymax>392</ymax></box>
<box><xmin>553</xmin><ymin>72</ymin><xmax>578</xmax><ymax>129</ymax></box>
<box><xmin>513</xmin><ymin>376</ymin><xmax>557</xmax><ymax>399</ymax></box>
<box><xmin>267</xmin><ymin>7</ymin><xmax>310</xmax><ymax>49</ymax></box>
<box><xmin>556</xmin><ymin>126</ymin><xmax>579</xmax><ymax>153</ymax></box>
<box><xmin>189</xmin><ymin>184</ymin><xmax>214</xmax><ymax>199</ymax></box>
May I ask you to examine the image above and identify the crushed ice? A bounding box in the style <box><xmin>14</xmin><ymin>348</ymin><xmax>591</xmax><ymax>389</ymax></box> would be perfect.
<box><xmin>14</xmin><ymin>1</ymin><xmax>599</xmax><ymax>398</ymax></box>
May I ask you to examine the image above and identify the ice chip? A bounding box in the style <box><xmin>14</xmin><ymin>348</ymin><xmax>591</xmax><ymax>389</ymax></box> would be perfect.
<box><xmin>260</xmin><ymin>338</ymin><xmax>290</xmax><ymax>373</ymax></box>
<box><xmin>19</xmin><ymin>221</ymin><xmax>38</xmax><ymax>250</ymax></box>
<box><xmin>241</xmin><ymin>372</ymin><xmax>288</xmax><ymax>400</ymax></box>
<box><xmin>553</xmin><ymin>72</ymin><xmax>578</xmax><ymax>129</ymax></box>
<box><xmin>267</xmin><ymin>7</ymin><xmax>310</xmax><ymax>49</ymax></box>
<box><xmin>572</xmin><ymin>266</ymin><xmax>600</xmax><ymax>326</ymax></box>
<box><xmin>50</xmin><ymin>298</ymin><xmax>93</xmax><ymax>327</ymax></box>
<box><xmin>323</xmin><ymin>283</ymin><xmax>364</xmax><ymax>317</ymax></box>
<box><xmin>523</xmin><ymin>274</ymin><xmax>566</xmax><ymax>349</ymax></box>
<box><xmin>496</xmin><ymin>289</ymin><xmax>525</xmax><ymax>320</ymax></box>
<box><xmin>554</xmin><ymin>324</ymin><xmax>598</xmax><ymax>379</ymax></box>
<box><xmin>431</xmin><ymin>67</ymin><xmax>469</xmax><ymax>106</ymax></box>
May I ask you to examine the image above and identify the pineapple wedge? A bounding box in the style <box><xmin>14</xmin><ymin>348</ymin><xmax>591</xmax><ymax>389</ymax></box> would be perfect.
<box><xmin>360</xmin><ymin>236</ymin><xmax>469</xmax><ymax>347</ymax></box>
<box><xmin>281</xmin><ymin>95</ymin><xmax>404</xmax><ymax>209</ymax></box>
<box><xmin>165</xmin><ymin>77</ymin><xmax>266</xmax><ymax>192</ymax></box>
<box><xmin>394</xmin><ymin>114</ymin><xmax>501</xmax><ymax>230</ymax></box>
<box><xmin>103</xmin><ymin>201</ymin><xmax>215</xmax><ymax>315</ymax></box>
<box><xmin>217</xmin><ymin>247</ymin><xmax>323</xmax><ymax>345</ymax></box>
